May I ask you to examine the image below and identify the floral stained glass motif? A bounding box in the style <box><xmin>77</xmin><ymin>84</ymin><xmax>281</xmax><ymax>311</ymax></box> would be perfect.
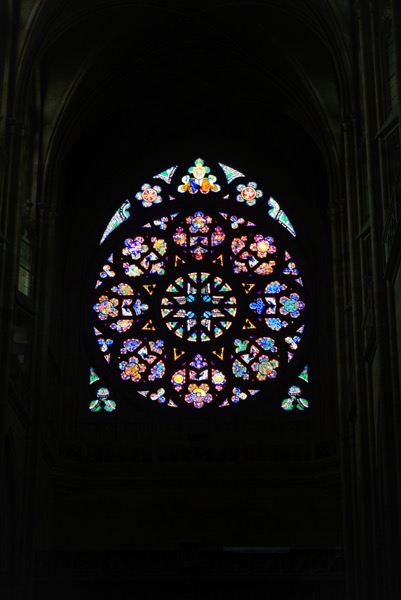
<box><xmin>122</xmin><ymin>235</ymin><xmax>167</xmax><ymax>277</ymax></box>
<box><xmin>89</xmin><ymin>387</ymin><xmax>116</xmax><ymax>412</ymax></box>
<box><xmin>178</xmin><ymin>158</ymin><xmax>221</xmax><ymax>194</ymax></box>
<box><xmin>173</xmin><ymin>212</ymin><xmax>225</xmax><ymax>260</ymax></box>
<box><xmin>89</xmin><ymin>367</ymin><xmax>116</xmax><ymax>412</ymax></box>
<box><xmin>89</xmin><ymin>158</ymin><xmax>309</xmax><ymax>412</ymax></box>
<box><xmin>281</xmin><ymin>365</ymin><xmax>309</xmax><ymax>410</ymax></box>
<box><xmin>236</xmin><ymin>181</ymin><xmax>263</xmax><ymax>206</ymax></box>
<box><xmin>135</xmin><ymin>184</ymin><xmax>162</xmax><ymax>208</ymax></box>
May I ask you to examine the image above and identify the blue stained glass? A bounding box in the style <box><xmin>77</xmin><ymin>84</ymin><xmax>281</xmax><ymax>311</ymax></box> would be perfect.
<box><xmin>250</xmin><ymin>297</ymin><xmax>265</xmax><ymax>314</ymax></box>
<box><xmin>266</xmin><ymin>318</ymin><xmax>288</xmax><ymax>331</ymax></box>
<box><xmin>265</xmin><ymin>281</ymin><xmax>287</xmax><ymax>294</ymax></box>
<box><xmin>257</xmin><ymin>337</ymin><xmax>277</xmax><ymax>352</ymax></box>
<box><xmin>232</xmin><ymin>359</ymin><xmax>249</xmax><ymax>379</ymax></box>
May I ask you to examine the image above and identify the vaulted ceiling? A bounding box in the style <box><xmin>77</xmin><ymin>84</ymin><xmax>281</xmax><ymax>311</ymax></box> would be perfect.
<box><xmin>3</xmin><ymin>0</ymin><xmax>353</xmax><ymax>435</ymax></box>
<box><xmin>11</xmin><ymin>0</ymin><xmax>353</xmax><ymax>192</ymax></box>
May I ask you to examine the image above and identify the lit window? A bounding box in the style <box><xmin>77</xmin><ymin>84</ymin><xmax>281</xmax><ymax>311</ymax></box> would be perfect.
<box><xmin>88</xmin><ymin>159</ymin><xmax>310</xmax><ymax>412</ymax></box>
<box><xmin>18</xmin><ymin>229</ymin><xmax>32</xmax><ymax>296</ymax></box>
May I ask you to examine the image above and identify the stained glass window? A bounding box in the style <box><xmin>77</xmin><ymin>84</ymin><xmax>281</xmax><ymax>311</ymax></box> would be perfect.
<box><xmin>87</xmin><ymin>158</ymin><xmax>310</xmax><ymax>412</ymax></box>
<box><xmin>18</xmin><ymin>229</ymin><xmax>32</xmax><ymax>296</ymax></box>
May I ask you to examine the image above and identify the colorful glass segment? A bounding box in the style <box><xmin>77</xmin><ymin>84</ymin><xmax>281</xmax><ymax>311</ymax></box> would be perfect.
<box><xmin>268</xmin><ymin>197</ymin><xmax>296</xmax><ymax>237</ymax></box>
<box><xmin>178</xmin><ymin>158</ymin><xmax>221</xmax><ymax>194</ymax></box>
<box><xmin>135</xmin><ymin>184</ymin><xmax>162</xmax><ymax>208</ymax></box>
<box><xmin>281</xmin><ymin>366</ymin><xmax>309</xmax><ymax>410</ymax></box>
<box><xmin>89</xmin><ymin>387</ymin><xmax>116</xmax><ymax>412</ymax></box>
<box><xmin>219</xmin><ymin>163</ymin><xmax>245</xmax><ymax>183</ymax></box>
<box><xmin>153</xmin><ymin>165</ymin><xmax>177</xmax><ymax>184</ymax></box>
<box><xmin>236</xmin><ymin>181</ymin><xmax>263</xmax><ymax>206</ymax></box>
<box><xmin>100</xmin><ymin>199</ymin><xmax>131</xmax><ymax>244</ymax></box>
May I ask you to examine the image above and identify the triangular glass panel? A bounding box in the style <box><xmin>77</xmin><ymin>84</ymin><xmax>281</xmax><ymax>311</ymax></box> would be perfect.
<box><xmin>143</xmin><ymin>284</ymin><xmax>156</xmax><ymax>295</ymax></box>
<box><xmin>153</xmin><ymin>165</ymin><xmax>177</xmax><ymax>184</ymax></box>
<box><xmin>212</xmin><ymin>348</ymin><xmax>224</xmax><ymax>360</ymax></box>
<box><xmin>219</xmin><ymin>399</ymin><xmax>230</xmax><ymax>408</ymax></box>
<box><xmin>298</xmin><ymin>365</ymin><xmax>309</xmax><ymax>383</ymax></box>
<box><xmin>243</xmin><ymin>319</ymin><xmax>256</xmax><ymax>329</ymax></box>
<box><xmin>242</xmin><ymin>283</ymin><xmax>255</xmax><ymax>294</ymax></box>
<box><xmin>168</xmin><ymin>400</ymin><xmax>178</xmax><ymax>408</ymax></box>
<box><xmin>142</xmin><ymin>320</ymin><xmax>155</xmax><ymax>330</ymax></box>
<box><xmin>174</xmin><ymin>348</ymin><xmax>185</xmax><ymax>360</ymax></box>
<box><xmin>175</xmin><ymin>255</ymin><xmax>186</xmax><ymax>266</ymax></box>
<box><xmin>213</xmin><ymin>254</ymin><xmax>224</xmax><ymax>266</ymax></box>
<box><xmin>218</xmin><ymin>163</ymin><xmax>245</xmax><ymax>183</ymax></box>
<box><xmin>89</xmin><ymin>367</ymin><xmax>100</xmax><ymax>384</ymax></box>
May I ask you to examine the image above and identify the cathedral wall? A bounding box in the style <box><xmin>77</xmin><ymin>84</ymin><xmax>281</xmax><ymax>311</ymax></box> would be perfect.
<box><xmin>394</xmin><ymin>265</ymin><xmax>401</xmax><ymax>379</ymax></box>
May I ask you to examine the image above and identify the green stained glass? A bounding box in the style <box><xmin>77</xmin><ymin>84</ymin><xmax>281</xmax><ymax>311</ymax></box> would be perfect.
<box><xmin>218</xmin><ymin>162</ymin><xmax>245</xmax><ymax>183</ymax></box>
<box><xmin>153</xmin><ymin>165</ymin><xmax>177</xmax><ymax>184</ymax></box>
<box><xmin>268</xmin><ymin>197</ymin><xmax>296</xmax><ymax>237</ymax></box>
<box><xmin>100</xmin><ymin>200</ymin><xmax>131</xmax><ymax>244</ymax></box>
<box><xmin>298</xmin><ymin>365</ymin><xmax>309</xmax><ymax>382</ymax></box>
<box><xmin>90</xmin><ymin>367</ymin><xmax>100</xmax><ymax>384</ymax></box>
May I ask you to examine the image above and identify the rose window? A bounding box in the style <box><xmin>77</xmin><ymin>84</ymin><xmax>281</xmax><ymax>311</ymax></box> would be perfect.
<box><xmin>88</xmin><ymin>159</ymin><xmax>310</xmax><ymax>412</ymax></box>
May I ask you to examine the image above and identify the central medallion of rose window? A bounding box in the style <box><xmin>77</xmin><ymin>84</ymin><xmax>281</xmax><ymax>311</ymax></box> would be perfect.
<box><xmin>161</xmin><ymin>272</ymin><xmax>237</xmax><ymax>342</ymax></box>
